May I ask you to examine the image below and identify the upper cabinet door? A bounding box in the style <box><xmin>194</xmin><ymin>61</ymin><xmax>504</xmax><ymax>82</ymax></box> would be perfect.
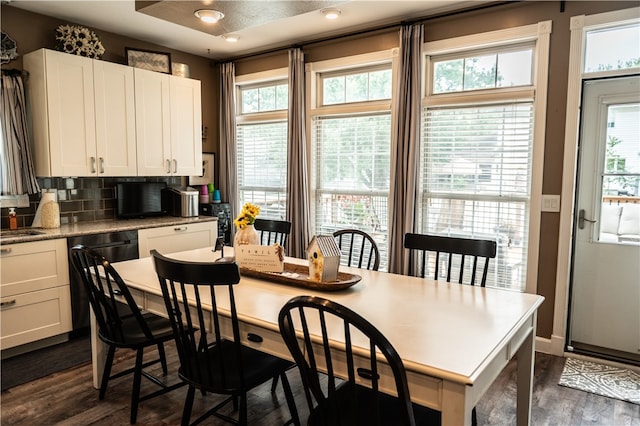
<box><xmin>45</xmin><ymin>50</ymin><xmax>96</xmax><ymax>177</ymax></box>
<box><xmin>170</xmin><ymin>75</ymin><xmax>202</xmax><ymax>176</ymax></box>
<box><xmin>23</xmin><ymin>49</ymin><xmax>97</xmax><ymax>177</ymax></box>
<box><xmin>134</xmin><ymin>68</ymin><xmax>172</xmax><ymax>176</ymax></box>
<box><xmin>93</xmin><ymin>61</ymin><xmax>137</xmax><ymax>176</ymax></box>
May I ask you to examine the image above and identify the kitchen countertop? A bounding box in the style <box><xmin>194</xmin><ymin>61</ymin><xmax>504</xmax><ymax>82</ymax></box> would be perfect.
<box><xmin>0</xmin><ymin>216</ymin><xmax>218</xmax><ymax>245</ymax></box>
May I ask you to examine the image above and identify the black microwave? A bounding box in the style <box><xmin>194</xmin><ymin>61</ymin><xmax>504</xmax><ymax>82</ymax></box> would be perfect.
<box><xmin>115</xmin><ymin>182</ymin><xmax>167</xmax><ymax>218</ymax></box>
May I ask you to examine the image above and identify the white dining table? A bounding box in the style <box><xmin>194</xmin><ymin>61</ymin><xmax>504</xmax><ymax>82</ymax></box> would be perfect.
<box><xmin>90</xmin><ymin>246</ymin><xmax>544</xmax><ymax>425</ymax></box>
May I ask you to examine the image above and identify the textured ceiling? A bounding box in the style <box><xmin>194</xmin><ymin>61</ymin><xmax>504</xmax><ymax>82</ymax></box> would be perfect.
<box><xmin>136</xmin><ymin>1</ymin><xmax>347</xmax><ymax>37</ymax></box>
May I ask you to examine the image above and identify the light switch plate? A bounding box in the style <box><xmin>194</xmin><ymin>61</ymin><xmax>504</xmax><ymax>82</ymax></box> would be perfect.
<box><xmin>541</xmin><ymin>194</ymin><xmax>561</xmax><ymax>212</ymax></box>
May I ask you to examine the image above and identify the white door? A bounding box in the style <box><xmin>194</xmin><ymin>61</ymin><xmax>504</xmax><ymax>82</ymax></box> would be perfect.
<box><xmin>134</xmin><ymin>68</ymin><xmax>172</xmax><ymax>176</ymax></box>
<box><xmin>569</xmin><ymin>76</ymin><xmax>640</xmax><ymax>363</ymax></box>
<box><xmin>170</xmin><ymin>75</ymin><xmax>202</xmax><ymax>176</ymax></box>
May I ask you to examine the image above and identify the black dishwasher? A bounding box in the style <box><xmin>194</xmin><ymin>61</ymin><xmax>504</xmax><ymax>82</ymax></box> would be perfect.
<box><xmin>67</xmin><ymin>230</ymin><xmax>139</xmax><ymax>337</ymax></box>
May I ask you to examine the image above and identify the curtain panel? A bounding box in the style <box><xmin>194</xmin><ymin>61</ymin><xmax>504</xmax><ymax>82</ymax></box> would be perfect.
<box><xmin>387</xmin><ymin>24</ymin><xmax>423</xmax><ymax>274</ymax></box>
<box><xmin>1</xmin><ymin>72</ymin><xmax>40</xmax><ymax>195</ymax></box>
<box><xmin>218</xmin><ymin>62</ymin><xmax>238</xmax><ymax>230</ymax></box>
<box><xmin>286</xmin><ymin>48</ymin><xmax>311</xmax><ymax>258</ymax></box>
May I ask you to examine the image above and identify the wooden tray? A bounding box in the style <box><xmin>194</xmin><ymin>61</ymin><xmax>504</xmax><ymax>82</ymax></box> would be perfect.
<box><xmin>239</xmin><ymin>262</ymin><xmax>361</xmax><ymax>291</ymax></box>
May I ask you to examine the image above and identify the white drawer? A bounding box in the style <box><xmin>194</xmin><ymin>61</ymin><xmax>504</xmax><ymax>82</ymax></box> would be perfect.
<box><xmin>0</xmin><ymin>239</ymin><xmax>69</xmax><ymax>297</ymax></box>
<box><xmin>1</xmin><ymin>285</ymin><xmax>72</xmax><ymax>350</ymax></box>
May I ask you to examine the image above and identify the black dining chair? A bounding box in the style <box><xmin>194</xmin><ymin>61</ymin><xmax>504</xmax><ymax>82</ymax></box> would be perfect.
<box><xmin>333</xmin><ymin>229</ymin><xmax>380</xmax><ymax>271</ymax></box>
<box><xmin>403</xmin><ymin>233</ymin><xmax>497</xmax><ymax>426</ymax></box>
<box><xmin>254</xmin><ymin>218</ymin><xmax>291</xmax><ymax>248</ymax></box>
<box><xmin>403</xmin><ymin>233</ymin><xmax>497</xmax><ymax>287</ymax></box>
<box><xmin>150</xmin><ymin>250</ymin><xmax>299</xmax><ymax>426</ymax></box>
<box><xmin>69</xmin><ymin>244</ymin><xmax>184</xmax><ymax>424</ymax></box>
<box><xmin>278</xmin><ymin>295</ymin><xmax>441</xmax><ymax>426</ymax></box>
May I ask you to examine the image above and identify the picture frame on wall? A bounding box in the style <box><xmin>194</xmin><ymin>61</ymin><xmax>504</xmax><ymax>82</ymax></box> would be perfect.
<box><xmin>189</xmin><ymin>153</ymin><xmax>215</xmax><ymax>186</ymax></box>
<box><xmin>125</xmin><ymin>47</ymin><xmax>172</xmax><ymax>74</ymax></box>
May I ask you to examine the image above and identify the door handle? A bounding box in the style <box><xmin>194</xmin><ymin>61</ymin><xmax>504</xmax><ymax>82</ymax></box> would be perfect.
<box><xmin>99</xmin><ymin>157</ymin><xmax>105</xmax><ymax>174</ymax></box>
<box><xmin>90</xmin><ymin>156</ymin><xmax>97</xmax><ymax>173</ymax></box>
<box><xmin>578</xmin><ymin>209</ymin><xmax>597</xmax><ymax>229</ymax></box>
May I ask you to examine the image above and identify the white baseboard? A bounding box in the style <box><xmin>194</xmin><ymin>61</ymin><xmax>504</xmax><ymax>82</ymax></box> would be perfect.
<box><xmin>535</xmin><ymin>335</ymin><xmax>566</xmax><ymax>356</ymax></box>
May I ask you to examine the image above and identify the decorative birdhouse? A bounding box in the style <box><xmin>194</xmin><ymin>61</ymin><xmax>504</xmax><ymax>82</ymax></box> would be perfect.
<box><xmin>307</xmin><ymin>235</ymin><xmax>341</xmax><ymax>282</ymax></box>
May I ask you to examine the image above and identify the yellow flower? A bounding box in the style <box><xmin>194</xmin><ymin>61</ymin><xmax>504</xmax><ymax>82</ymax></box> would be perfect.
<box><xmin>234</xmin><ymin>203</ymin><xmax>260</xmax><ymax>229</ymax></box>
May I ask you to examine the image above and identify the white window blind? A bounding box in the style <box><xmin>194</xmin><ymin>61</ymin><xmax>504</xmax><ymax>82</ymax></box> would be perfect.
<box><xmin>420</xmin><ymin>102</ymin><xmax>534</xmax><ymax>291</ymax></box>
<box><xmin>237</xmin><ymin>121</ymin><xmax>288</xmax><ymax>220</ymax></box>
<box><xmin>313</xmin><ymin>113</ymin><xmax>391</xmax><ymax>269</ymax></box>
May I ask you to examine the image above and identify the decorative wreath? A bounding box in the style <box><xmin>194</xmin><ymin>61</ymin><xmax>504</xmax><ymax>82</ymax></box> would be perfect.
<box><xmin>55</xmin><ymin>25</ymin><xmax>105</xmax><ymax>59</ymax></box>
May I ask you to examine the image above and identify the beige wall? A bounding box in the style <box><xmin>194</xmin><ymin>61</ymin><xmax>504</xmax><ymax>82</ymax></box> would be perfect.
<box><xmin>2</xmin><ymin>1</ymin><xmax>636</xmax><ymax>339</ymax></box>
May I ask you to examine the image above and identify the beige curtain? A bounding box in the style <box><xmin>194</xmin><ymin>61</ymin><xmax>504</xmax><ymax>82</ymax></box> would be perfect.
<box><xmin>387</xmin><ymin>24</ymin><xmax>423</xmax><ymax>274</ymax></box>
<box><xmin>1</xmin><ymin>72</ymin><xmax>40</xmax><ymax>195</ymax></box>
<box><xmin>218</xmin><ymin>62</ymin><xmax>238</xmax><ymax>230</ymax></box>
<box><xmin>286</xmin><ymin>48</ymin><xmax>311</xmax><ymax>258</ymax></box>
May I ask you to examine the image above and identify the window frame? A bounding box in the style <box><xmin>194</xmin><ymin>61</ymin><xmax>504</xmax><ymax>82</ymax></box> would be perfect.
<box><xmin>235</xmin><ymin>68</ymin><xmax>289</xmax><ymax>220</ymax></box>
<box><xmin>307</xmin><ymin>50</ymin><xmax>396</xmax><ymax>269</ymax></box>
<box><xmin>421</xmin><ymin>21</ymin><xmax>552</xmax><ymax>294</ymax></box>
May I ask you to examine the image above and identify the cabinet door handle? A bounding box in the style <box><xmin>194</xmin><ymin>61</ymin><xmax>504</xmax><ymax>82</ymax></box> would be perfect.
<box><xmin>174</xmin><ymin>226</ymin><xmax>188</xmax><ymax>232</ymax></box>
<box><xmin>91</xmin><ymin>156</ymin><xmax>97</xmax><ymax>173</ymax></box>
<box><xmin>173</xmin><ymin>159</ymin><xmax>177</xmax><ymax>174</ymax></box>
<box><xmin>99</xmin><ymin>157</ymin><xmax>105</xmax><ymax>174</ymax></box>
<box><xmin>166</xmin><ymin>159</ymin><xmax>171</xmax><ymax>174</ymax></box>
<box><xmin>0</xmin><ymin>248</ymin><xmax>12</xmax><ymax>255</ymax></box>
<box><xmin>1</xmin><ymin>299</ymin><xmax>16</xmax><ymax>308</ymax></box>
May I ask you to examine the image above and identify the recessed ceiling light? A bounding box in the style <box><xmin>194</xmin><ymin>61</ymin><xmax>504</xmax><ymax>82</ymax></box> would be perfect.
<box><xmin>321</xmin><ymin>8</ymin><xmax>341</xmax><ymax>20</ymax></box>
<box><xmin>222</xmin><ymin>34</ymin><xmax>240</xmax><ymax>43</ymax></box>
<box><xmin>194</xmin><ymin>9</ymin><xmax>224</xmax><ymax>24</ymax></box>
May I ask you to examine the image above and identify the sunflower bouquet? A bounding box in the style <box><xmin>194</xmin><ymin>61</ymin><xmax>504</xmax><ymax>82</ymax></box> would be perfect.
<box><xmin>233</xmin><ymin>203</ymin><xmax>260</xmax><ymax>230</ymax></box>
<box><xmin>55</xmin><ymin>25</ymin><xmax>105</xmax><ymax>59</ymax></box>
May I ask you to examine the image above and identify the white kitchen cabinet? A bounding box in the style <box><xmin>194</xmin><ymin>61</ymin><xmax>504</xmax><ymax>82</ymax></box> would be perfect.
<box><xmin>23</xmin><ymin>49</ymin><xmax>137</xmax><ymax>177</ymax></box>
<box><xmin>170</xmin><ymin>75</ymin><xmax>202</xmax><ymax>176</ymax></box>
<box><xmin>0</xmin><ymin>239</ymin><xmax>71</xmax><ymax>350</ymax></box>
<box><xmin>134</xmin><ymin>68</ymin><xmax>202</xmax><ymax>176</ymax></box>
<box><xmin>138</xmin><ymin>220</ymin><xmax>217</xmax><ymax>258</ymax></box>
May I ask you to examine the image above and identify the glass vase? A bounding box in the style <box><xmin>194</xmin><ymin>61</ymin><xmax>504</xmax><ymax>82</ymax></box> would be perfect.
<box><xmin>233</xmin><ymin>224</ymin><xmax>260</xmax><ymax>247</ymax></box>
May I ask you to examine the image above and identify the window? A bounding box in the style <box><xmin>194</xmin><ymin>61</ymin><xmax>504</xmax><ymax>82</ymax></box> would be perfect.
<box><xmin>309</xmin><ymin>52</ymin><xmax>394</xmax><ymax>270</ymax></box>
<box><xmin>432</xmin><ymin>45</ymin><xmax>533</xmax><ymax>94</ymax></box>
<box><xmin>421</xmin><ymin>23</ymin><xmax>550</xmax><ymax>292</ymax></box>
<box><xmin>584</xmin><ymin>23</ymin><xmax>640</xmax><ymax>73</ymax></box>
<box><xmin>236</xmin><ymin>75</ymin><xmax>288</xmax><ymax>220</ymax></box>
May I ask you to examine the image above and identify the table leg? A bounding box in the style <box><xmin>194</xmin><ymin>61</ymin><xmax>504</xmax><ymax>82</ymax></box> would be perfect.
<box><xmin>441</xmin><ymin>381</ymin><xmax>473</xmax><ymax>426</ymax></box>
<box><xmin>90</xmin><ymin>307</ymin><xmax>107</xmax><ymax>389</ymax></box>
<box><xmin>516</xmin><ymin>314</ymin><xmax>536</xmax><ymax>426</ymax></box>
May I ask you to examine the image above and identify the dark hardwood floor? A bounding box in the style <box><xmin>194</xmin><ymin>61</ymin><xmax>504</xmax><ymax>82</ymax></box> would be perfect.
<box><xmin>1</xmin><ymin>342</ymin><xmax>638</xmax><ymax>425</ymax></box>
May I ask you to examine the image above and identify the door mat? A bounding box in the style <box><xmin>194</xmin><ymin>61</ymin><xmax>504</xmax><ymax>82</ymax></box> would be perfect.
<box><xmin>1</xmin><ymin>336</ymin><xmax>91</xmax><ymax>392</ymax></box>
<box><xmin>558</xmin><ymin>357</ymin><xmax>640</xmax><ymax>405</ymax></box>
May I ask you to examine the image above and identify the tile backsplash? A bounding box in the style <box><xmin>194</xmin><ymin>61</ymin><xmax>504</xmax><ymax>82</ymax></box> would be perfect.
<box><xmin>1</xmin><ymin>176</ymin><xmax>182</xmax><ymax>230</ymax></box>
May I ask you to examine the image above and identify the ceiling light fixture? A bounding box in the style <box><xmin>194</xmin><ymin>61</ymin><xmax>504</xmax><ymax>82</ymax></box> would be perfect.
<box><xmin>321</xmin><ymin>8</ymin><xmax>341</xmax><ymax>20</ymax></box>
<box><xmin>222</xmin><ymin>34</ymin><xmax>240</xmax><ymax>43</ymax></box>
<box><xmin>194</xmin><ymin>9</ymin><xmax>224</xmax><ymax>24</ymax></box>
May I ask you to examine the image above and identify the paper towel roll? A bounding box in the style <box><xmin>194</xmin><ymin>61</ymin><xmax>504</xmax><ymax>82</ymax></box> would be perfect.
<box><xmin>32</xmin><ymin>190</ymin><xmax>57</xmax><ymax>228</ymax></box>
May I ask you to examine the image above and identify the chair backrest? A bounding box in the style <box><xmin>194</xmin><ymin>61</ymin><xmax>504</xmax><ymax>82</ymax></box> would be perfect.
<box><xmin>333</xmin><ymin>229</ymin><xmax>380</xmax><ymax>271</ymax></box>
<box><xmin>278</xmin><ymin>295</ymin><xmax>416</xmax><ymax>426</ymax></box>
<box><xmin>150</xmin><ymin>250</ymin><xmax>244</xmax><ymax>388</ymax></box>
<box><xmin>403</xmin><ymin>233</ymin><xmax>497</xmax><ymax>286</ymax></box>
<box><xmin>254</xmin><ymin>218</ymin><xmax>291</xmax><ymax>248</ymax></box>
<box><xmin>69</xmin><ymin>244</ymin><xmax>154</xmax><ymax>344</ymax></box>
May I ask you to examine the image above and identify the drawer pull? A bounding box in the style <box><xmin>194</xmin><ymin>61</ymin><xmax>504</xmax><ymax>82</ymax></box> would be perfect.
<box><xmin>0</xmin><ymin>248</ymin><xmax>12</xmax><ymax>254</ymax></box>
<box><xmin>357</xmin><ymin>367</ymin><xmax>379</xmax><ymax>381</ymax></box>
<box><xmin>1</xmin><ymin>299</ymin><xmax>17</xmax><ymax>308</ymax></box>
<box><xmin>247</xmin><ymin>333</ymin><xmax>263</xmax><ymax>343</ymax></box>
<box><xmin>174</xmin><ymin>226</ymin><xmax>188</xmax><ymax>232</ymax></box>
